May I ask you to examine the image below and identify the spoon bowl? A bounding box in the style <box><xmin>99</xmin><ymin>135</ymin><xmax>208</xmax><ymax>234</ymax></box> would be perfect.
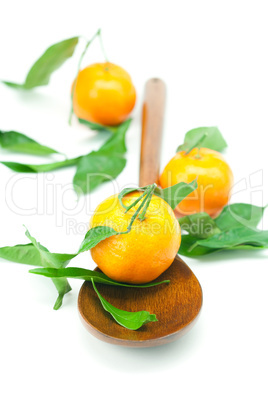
<box><xmin>78</xmin><ymin>255</ymin><xmax>202</xmax><ymax>347</ymax></box>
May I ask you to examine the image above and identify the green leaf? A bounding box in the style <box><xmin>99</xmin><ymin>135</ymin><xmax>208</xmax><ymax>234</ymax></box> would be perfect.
<box><xmin>99</xmin><ymin>119</ymin><xmax>130</xmax><ymax>154</ymax></box>
<box><xmin>179</xmin><ymin>213</ymin><xmax>221</xmax><ymax>239</ymax></box>
<box><xmin>1</xmin><ymin>157</ymin><xmax>80</xmax><ymax>173</ymax></box>
<box><xmin>179</xmin><ymin>228</ymin><xmax>268</xmax><ymax>257</ymax></box>
<box><xmin>178</xmin><ymin>235</ymin><xmax>217</xmax><ymax>257</ymax></box>
<box><xmin>91</xmin><ymin>279</ymin><xmax>158</xmax><ymax>330</ymax></box>
<box><xmin>182</xmin><ymin>134</ymin><xmax>208</xmax><ymax>155</ymax></box>
<box><xmin>52</xmin><ymin>281</ymin><xmax>72</xmax><ymax>310</ymax></box>
<box><xmin>0</xmin><ymin>243</ymin><xmax>46</xmax><ymax>266</ymax></box>
<box><xmin>24</xmin><ymin>228</ymin><xmax>75</xmax><ymax>309</ymax></box>
<box><xmin>0</xmin><ymin>120</ymin><xmax>131</xmax><ymax>196</ymax></box>
<box><xmin>73</xmin><ymin>119</ymin><xmax>131</xmax><ymax>194</ymax></box>
<box><xmin>2</xmin><ymin>37</ymin><xmax>79</xmax><ymax>89</ymax></box>
<box><xmin>118</xmin><ymin>187</ymin><xmax>141</xmax><ymax>208</ymax></box>
<box><xmin>0</xmin><ymin>242</ymin><xmax>75</xmax><ymax>268</ymax></box>
<box><xmin>78</xmin><ymin>226</ymin><xmax>119</xmax><ymax>253</ymax></box>
<box><xmin>0</xmin><ymin>229</ymin><xmax>77</xmax><ymax>309</ymax></box>
<box><xmin>226</xmin><ymin>244</ymin><xmax>268</xmax><ymax>251</ymax></box>
<box><xmin>0</xmin><ymin>130</ymin><xmax>60</xmax><ymax>156</ymax></box>
<box><xmin>117</xmin><ymin>180</ymin><xmax>197</xmax><ymax>220</ymax></box>
<box><xmin>195</xmin><ymin>227</ymin><xmax>268</xmax><ymax>249</ymax></box>
<box><xmin>178</xmin><ymin>203</ymin><xmax>268</xmax><ymax>258</ymax></box>
<box><xmin>24</xmin><ymin>228</ymin><xmax>76</xmax><ymax>267</ymax></box>
<box><xmin>73</xmin><ymin>152</ymin><xmax>126</xmax><ymax>194</ymax></box>
<box><xmin>78</xmin><ymin>119</ymin><xmax>117</xmax><ymax>134</ymax></box>
<box><xmin>177</xmin><ymin>127</ymin><xmax>227</xmax><ymax>153</ymax></box>
<box><xmin>154</xmin><ymin>179</ymin><xmax>198</xmax><ymax>209</ymax></box>
<box><xmin>29</xmin><ymin>267</ymin><xmax>170</xmax><ymax>288</ymax></box>
<box><xmin>118</xmin><ymin>188</ymin><xmax>148</xmax><ymax>215</ymax></box>
<box><xmin>2</xmin><ymin>82</ymin><xmax>24</xmax><ymax>89</ymax></box>
<box><xmin>214</xmin><ymin>203</ymin><xmax>267</xmax><ymax>231</ymax></box>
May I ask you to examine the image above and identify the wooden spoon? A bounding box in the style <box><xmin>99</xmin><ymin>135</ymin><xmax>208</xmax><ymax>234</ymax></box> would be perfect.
<box><xmin>78</xmin><ymin>79</ymin><xmax>203</xmax><ymax>347</ymax></box>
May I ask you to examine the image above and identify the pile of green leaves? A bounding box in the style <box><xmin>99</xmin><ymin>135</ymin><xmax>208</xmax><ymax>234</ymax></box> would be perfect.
<box><xmin>0</xmin><ymin>119</ymin><xmax>131</xmax><ymax>195</ymax></box>
<box><xmin>0</xmin><ymin>180</ymin><xmax>196</xmax><ymax>330</ymax></box>
<box><xmin>178</xmin><ymin>203</ymin><xmax>268</xmax><ymax>257</ymax></box>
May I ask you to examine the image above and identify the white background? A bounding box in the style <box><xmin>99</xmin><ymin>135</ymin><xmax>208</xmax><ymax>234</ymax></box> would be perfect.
<box><xmin>1</xmin><ymin>1</ymin><xmax>268</xmax><ymax>401</ymax></box>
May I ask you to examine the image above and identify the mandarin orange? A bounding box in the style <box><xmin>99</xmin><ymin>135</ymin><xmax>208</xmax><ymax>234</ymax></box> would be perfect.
<box><xmin>160</xmin><ymin>147</ymin><xmax>233</xmax><ymax>217</ymax></box>
<box><xmin>90</xmin><ymin>191</ymin><xmax>181</xmax><ymax>284</ymax></box>
<box><xmin>72</xmin><ymin>62</ymin><xmax>136</xmax><ymax>126</ymax></box>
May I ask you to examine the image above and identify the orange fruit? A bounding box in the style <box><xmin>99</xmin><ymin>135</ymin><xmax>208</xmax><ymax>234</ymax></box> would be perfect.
<box><xmin>90</xmin><ymin>191</ymin><xmax>181</xmax><ymax>284</ymax></box>
<box><xmin>72</xmin><ymin>62</ymin><xmax>136</xmax><ymax>126</ymax></box>
<box><xmin>160</xmin><ymin>147</ymin><xmax>233</xmax><ymax>217</ymax></box>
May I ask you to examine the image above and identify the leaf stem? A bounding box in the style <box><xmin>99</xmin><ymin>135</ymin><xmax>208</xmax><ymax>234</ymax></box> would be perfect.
<box><xmin>119</xmin><ymin>184</ymin><xmax>156</xmax><ymax>234</ymax></box>
<box><xmin>138</xmin><ymin>184</ymin><xmax>157</xmax><ymax>221</ymax></box>
<box><xmin>69</xmin><ymin>29</ymin><xmax>101</xmax><ymax>125</ymax></box>
<box><xmin>187</xmin><ymin>241</ymin><xmax>199</xmax><ymax>253</ymax></box>
<box><xmin>185</xmin><ymin>133</ymin><xmax>208</xmax><ymax>155</ymax></box>
<box><xmin>123</xmin><ymin>192</ymin><xmax>146</xmax><ymax>212</ymax></box>
<box><xmin>98</xmin><ymin>29</ymin><xmax>109</xmax><ymax>62</ymax></box>
<box><xmin>125</xmin><ymin>191</ymin><xmax>151</xmax><ymax>231</ymax></box>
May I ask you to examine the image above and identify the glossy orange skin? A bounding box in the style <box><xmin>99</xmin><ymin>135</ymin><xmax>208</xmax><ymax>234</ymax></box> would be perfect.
<box><xmin>90</xmin><ymin>192</ymin><xmax>181</xmax><ymax>284</ymax></box>
<box><xmin>72</xmin><ymin>62</ymin><xmax>136</xmax><ymax>126</ymax></box>
<box><xmin>160</xmin><ymin>148</ymin><xmax>233</xmax><ymax>217</ymax></box>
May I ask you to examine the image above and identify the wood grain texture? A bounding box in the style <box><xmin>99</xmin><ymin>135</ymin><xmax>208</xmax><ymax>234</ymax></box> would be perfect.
<box><xmin>139</xmin><ymin>78</ymin><xmax>166</xmax><ymax>187</ymax></box>
<box><xmin>78</xmin><ymin>256</ymin><xmax>202</xmax><ymax>347</ymax></box>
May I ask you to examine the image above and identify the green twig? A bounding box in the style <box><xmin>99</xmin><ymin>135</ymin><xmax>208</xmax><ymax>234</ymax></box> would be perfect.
<box><xmin>138</xmin><ymin>184</ymin><xmax>157</xmax><ymax>221</ymax></box>
<box><xmin>98</xmin><ymin>30</ymin><xmax>109</xmax><ymax>62</ymax></box>
<box><xmin>69</xmin><ymin>29</ymin><xmax>101</xmax><ymax>125</ymax></box>
<box><xmin>185</xmin><ymin>133</ymin><xmax>208</xmax><ymax>155</ymax></box>
<box><xmin>124</xmin><ymin>192</ymin><xmax>146</xmax><ymax>213</ymax></box>
<box><xmin>119</xmin><ymin>184</ymin><xmax>156</xmax><ymax>234</ymax></box>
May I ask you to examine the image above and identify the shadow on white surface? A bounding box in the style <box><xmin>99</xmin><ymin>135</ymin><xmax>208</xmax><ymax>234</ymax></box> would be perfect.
<box><xmin>77</xmin><ymin>313</ymin><xmax>204</xmax><ymax>372</ymax></box>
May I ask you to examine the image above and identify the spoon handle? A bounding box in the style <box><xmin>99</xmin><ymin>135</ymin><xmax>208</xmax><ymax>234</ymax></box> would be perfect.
<box><xmin>139</xmin><ymin>78</ymin><xmax>166</xmax><ymax>187</ymax></box>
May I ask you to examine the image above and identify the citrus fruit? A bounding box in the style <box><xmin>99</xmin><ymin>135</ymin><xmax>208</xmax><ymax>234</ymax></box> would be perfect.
<box><xmin>72</xmin><ymin>62</ymin><xmax>136</xmax><ymax>126</ymax></box>
<box><xmin>90</xmin><ymin>191</ymin><xmax>181</xmax><ymax>284</ymax></box>
<box><xmin>160</xmin><ymin>147</ymin><xmax>233</xmax><ymax>217</ymax></box>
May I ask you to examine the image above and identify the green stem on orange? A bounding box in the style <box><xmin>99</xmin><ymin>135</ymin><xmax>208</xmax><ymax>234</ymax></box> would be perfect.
<box><xmin>123</xmin><ymin>192</ymin><xmax>146</xmax><ymax>213</ymax></box>
<box><xmin>138</xmin><ymin>184</ymin><xmax>157</xmax><ymax>221</ymax></box>
<box><xmin>119</xmin><ymin>184</ymin><xmax>157</xmax><ymax>233</ymax></box>
<box><xmin>185</xmin><ymin>133</ymin><xmax>208</xmax><ymax>156</ymax></box>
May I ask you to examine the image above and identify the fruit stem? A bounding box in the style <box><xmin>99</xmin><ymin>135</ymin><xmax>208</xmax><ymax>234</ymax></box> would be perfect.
<box><xmin>98</xmin><ymin>29</ymin><xmax>109</xmax><ymax>63</ymax></box>
<box><xmin>68</xmin><ymin>29</ymin><xmax>102</xmax><ymax>125</ymax></box>
<box><xmin>138</xmin><ymin>185</ymin><xmax>156</xmax><ymax>221</ymax></box>
<box><xmin>195</xmin><ymin>149</ymin><xmax>201</xmax><ymax>159</ymax></box>
<box><xmin>124</xmin><ymin>192</ymin><xmax>146</xmax><ymax>213</ymax></box>
<box><xmin>119</xmin><ymin>184</ymin><xmax>157</xmax><ymax>234</ymax></box>
<box><xmin>184</xmin><ymin>133</ymin><xmax>208</xmax><ymax>156</ymax></box>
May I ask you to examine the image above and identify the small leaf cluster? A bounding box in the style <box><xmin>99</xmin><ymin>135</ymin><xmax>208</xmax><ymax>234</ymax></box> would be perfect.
<box><xmin>178</xmin><ymin>204</ymin><xmax>268</xmax><ymax>257</ymax></box>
